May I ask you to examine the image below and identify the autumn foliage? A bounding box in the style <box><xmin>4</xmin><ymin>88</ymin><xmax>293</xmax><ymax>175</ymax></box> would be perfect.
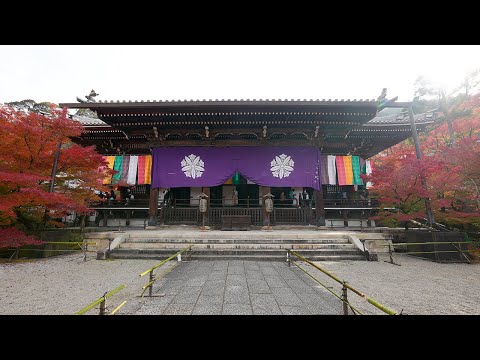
<box><xmin>366</xmin><ymin>93</ymin><xmax>480</xmax><ymax>230</ymax></box>
<box><xmin>0</xmin><ymin>228</ymin><xmax>44</xmax><ymax>249</ymax></box>
<box><xmin>0</xmin><ymin>104</ymin><xmax>110</xmax><ymax>248</ymax></box>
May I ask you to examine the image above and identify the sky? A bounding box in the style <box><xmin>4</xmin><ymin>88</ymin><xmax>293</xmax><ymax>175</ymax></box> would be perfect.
<box><xmin>0</xmin><ymin>45</ymin><xmax>479</xmax><ymax>105</ymax></box>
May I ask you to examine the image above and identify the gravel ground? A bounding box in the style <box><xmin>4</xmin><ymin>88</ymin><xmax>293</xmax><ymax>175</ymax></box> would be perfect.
<box><xmin>1</xmin><ymin>253</ymin><xmax>479</xmax><ymax>315</ymax></box>
<box><xmin>311</xmin><ymin>254</ymin><xmax>480</xmax><ymax>315</ymax></box>
<box><xmin>0</xmin><ymin>253</ymin><xmax>171</xmax><ymax>315</ymax></box>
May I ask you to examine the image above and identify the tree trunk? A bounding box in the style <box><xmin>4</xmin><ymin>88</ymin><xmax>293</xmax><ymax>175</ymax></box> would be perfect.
<box><xmin>446</xmin><ymin>114</ymin><xmax>455</xmax><ymax>145</ymax></box>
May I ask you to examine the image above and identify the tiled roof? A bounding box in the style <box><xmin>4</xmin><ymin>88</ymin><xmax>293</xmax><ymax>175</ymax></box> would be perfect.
<box><xmin>86</xmin><ymin>98</ymin><xmax>377</xmax><ymax>103</ymax></box>
<box><xmin>367</xmin><ymin>112</ymin><xmax>437</xmax><ymax>125</ymax></box>
<box><xmin>73</xmin><ymin>115</ymin><xmax>107</xmax><ymax>126</ymax></box>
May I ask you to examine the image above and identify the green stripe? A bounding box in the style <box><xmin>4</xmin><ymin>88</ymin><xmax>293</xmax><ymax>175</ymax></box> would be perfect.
<box><xmin>352</xmin><ymin>156</ymin><xmax>362</xmax><ymax>185</ymax></box>
<box><xmin>112</xmin><ymin>155</ymin><xmax>123</xmax><ymax>182</ymax></box>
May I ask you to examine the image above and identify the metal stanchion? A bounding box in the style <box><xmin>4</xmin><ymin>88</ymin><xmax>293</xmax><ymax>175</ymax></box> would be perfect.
<box><xmin>148</xmin><ymin>270</ymin><xmax>154</xmax><ymax>297</ymax></box>
<box><xmin>83</xmin><ymin>242</ymin><xmax>87</xmax><ymax>262</ymax></box>
<box><xmin>384</xmin><ymin>243</ymin><xmax>401</xmax><ymax>266</ymax></box>
<box><xmin>286</xmin><ymin>249</ymin><xmax>291</xmax><ymax>267</ymax></box>
<box><xmin>342</xmin><ymin>282</ymin><xmax>349</xmax><ymax>315</ymax></box>
<box><xmin>99</xmin><ymin>292</ymin><xmax>107</xmax><ymax>315</ymax></box>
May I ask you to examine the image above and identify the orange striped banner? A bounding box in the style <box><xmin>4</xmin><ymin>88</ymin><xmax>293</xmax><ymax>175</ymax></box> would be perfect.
<box><xmin>336</xmin><ymin>156</ymin><xmax>346</xmax><ymax>185</ymax></box>
<box><xmin>103</xmin><ymin>156</ymin><xmax>116</xmax><ymax>184</ymax></box>
<box><xmin>137</xmin><ymin>156</ymin><xmax>146</xmax><ymax>184</ymax></box>
<box><xmin>343</xmin><ymin>156</ymin><xmax>354</xmax><ymax>185</ymax></box>
<box><xmin>144</xmin><ymin>155</ymin><xmax>152</xmax><ymax>184</ymax></box>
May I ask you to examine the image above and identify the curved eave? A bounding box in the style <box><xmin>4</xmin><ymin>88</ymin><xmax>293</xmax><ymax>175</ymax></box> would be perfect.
<box><xmin>59</xmin><ymin>100</ymin><xmax>379</xmax><ymax>118</ymax></box>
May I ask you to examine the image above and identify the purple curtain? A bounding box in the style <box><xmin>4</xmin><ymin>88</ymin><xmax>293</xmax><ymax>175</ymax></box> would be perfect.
<box><xmin>151</xmin><ymin>146</ymin><xmax>321</xmax><ymax>190</ymax></box>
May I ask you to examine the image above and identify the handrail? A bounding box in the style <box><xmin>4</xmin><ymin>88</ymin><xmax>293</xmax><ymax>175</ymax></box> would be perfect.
<box><xmin>110</xmin><ymin>300</ymin><xmax>127</xmax><ymax>315</ymax></box>
<box><xmin>139</xmin><ymin>245</ymin><xmax>192</xmax><ymax>277</ymax></box>
<box><xmin>75</xmin><ymin>284</ymin><xmax>126</xmax><ymax>315</ymax></box>
<box><xmin>288</xmin><ymin>250</ymin><xmax>397</xmax><ymax>315</ymax></box>
<box><xmin>5</xmin><ymin>241</ymin><xmax>97</xmax><ymax>262</ymax></box>
<box><xmin>382</xmin><ymin>241</ymin><xmax>475</xmax><ymax>264</ymax></box>
<box><xmin>139</xmin><ymin>245</ymin><xmax>193</xmax><ymax>297</ymax></box>
<box><xmin>389</xmin><ymin>241</ymin><xmax>469</xmax><ymax>246</ymax></box>
<box><xmin>42</xmin><ymin>241</ymin><xmax>97</xmax><ymax>245</ymax></box>
<box><xmin>289</xmin><ymin>258</ymin><xmax>364</xmax><ymax>315</ymax></box>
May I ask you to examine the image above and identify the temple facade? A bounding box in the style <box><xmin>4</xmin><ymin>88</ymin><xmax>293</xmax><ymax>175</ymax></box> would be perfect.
<box><xmin>59</xmin><ymin>99</ymin><xmax>438</xmax><ymax>228</ymax></box>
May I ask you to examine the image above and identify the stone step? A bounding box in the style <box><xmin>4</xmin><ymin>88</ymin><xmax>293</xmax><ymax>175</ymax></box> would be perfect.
<box><xmin>109</xmin><ymin>252</ymin><xmax>365</xmax><ymax>262</ymax></box>
<box><xmin>126</xmin><ymin>232</ymin><xmax>349</xmax><ymax>240</ymax></box>
<box><xmin>111</xmin><ymin>248</ymin><xmax>362</xmax><ymax>257</ymax></box>
<box><xmin>190</xmin><ymin>254</ymin><xmax>366</xmax><ymax>261</ymax></box>
<box><xmin>118</xmin><ymin>242</ymin><xmax>357</xmax><ymax>250</ymax></box>
<box><xmin>124</xmin><ymin>238</ymin><xmax>351</xmax><ymax>244</ymax></box>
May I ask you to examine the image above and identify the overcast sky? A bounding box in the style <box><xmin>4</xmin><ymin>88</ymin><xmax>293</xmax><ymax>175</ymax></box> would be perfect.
<box><xmin>0</xmin><ymin>45</ymin><xmax>479</xmax><ymax>105</ymax></box>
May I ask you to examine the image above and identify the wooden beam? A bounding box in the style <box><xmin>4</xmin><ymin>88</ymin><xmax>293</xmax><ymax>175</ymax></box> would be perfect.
<box><xmin>315</xmin><ymin>189</ymin><xmax>326</xmax><ymax>226</ymax></box>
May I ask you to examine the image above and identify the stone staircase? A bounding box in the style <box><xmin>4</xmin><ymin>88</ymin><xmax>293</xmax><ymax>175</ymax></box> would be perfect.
<box><xmin>109</xmin><ymin>230</ymin><xmax>366</xmax><ymax>261</ymax></box>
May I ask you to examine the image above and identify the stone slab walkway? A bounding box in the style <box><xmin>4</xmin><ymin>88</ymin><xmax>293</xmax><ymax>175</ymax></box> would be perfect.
<box><xmin>127</xmin><ymin>260</ymin><xmax>341</xmax><ymax>315</ymax></box>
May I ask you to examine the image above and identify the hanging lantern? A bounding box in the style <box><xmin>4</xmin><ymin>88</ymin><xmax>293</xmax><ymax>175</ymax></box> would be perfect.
<box><xmin>233</xmin><ymin>171</ymin><xmax>241</xmax><ymax>184</ymax></box>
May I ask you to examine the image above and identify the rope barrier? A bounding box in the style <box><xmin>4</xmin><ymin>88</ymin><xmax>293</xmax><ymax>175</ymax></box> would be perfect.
<box><xmin>110</xmin><ymin>301</ymin><xmax>127</xmax><ymax>315</ymax></box>
<box><xmin>75</xmin><ymin>284</ymin><xmax>126</xmax><ymax>315</ymax></box>
<box><xmin>290</xmin><ymin>259</ymin><xmax>364</xmax><ymax>315</ymax></box>
<box><xmin>288</xmin><ymin>250</ymin><xmax>397</xmax><ymax>315</ymax></box>
<box><xmin>139</xmin><ymin>245</ymin><xmax>193</xmax><ymax>297</ymax></box>
<box><xmin>382</xmin><ymin>240</ymin><xmax>477</xmax><ymax>265</ymax></box>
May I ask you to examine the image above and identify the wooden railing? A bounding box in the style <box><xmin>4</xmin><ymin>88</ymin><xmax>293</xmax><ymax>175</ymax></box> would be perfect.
<box><xmin>169</xmin><ymin>198</ymin><xmax>379</xmax><ymax>209</ymax></box>
<box><xmin>209</xmin><ymin>208</ymin><xmax>263</xmax><ymax>226</ymax></box>
<box><xmin>87</xmin><ymin>199</ymin><xmax>149</xmax><ymax>208</ymax></box>
<box><xmin>87</xmin><ymin>198</ymin><xmax>379</xmax><ymax>210</ymax></box>
<box><xmin>161</xmin><ymin>207</ymin><xmax>313</xmax><ymax>226</ymax></box>
<box><xmin>273</xmin><ymin>208</ymin><xmax>310</xmax><ymax>225</ymax></box>
<box><xmin>323</xmin><ymin>199</ymin><xmax>380</xmax><ymax>208</ymax></box>
<box><xmin>163</xmin><ymin>207</ymin><xmax>200</xmax><ymax>224</ymax></box>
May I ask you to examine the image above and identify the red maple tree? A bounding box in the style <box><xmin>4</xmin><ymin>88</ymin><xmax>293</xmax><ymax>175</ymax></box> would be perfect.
<box><xmin>0</xmin><ymin>104</ymin><xmax>112</xmax><ymax>248</ymax></box>
<box><xmin>366</xmin><ymin>93</ymin><xmax>480</xmax><ymax>230</ymax></box>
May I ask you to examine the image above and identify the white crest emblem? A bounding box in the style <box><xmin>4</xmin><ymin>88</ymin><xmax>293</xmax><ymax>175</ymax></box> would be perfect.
<box><xmin>270</xmin><ymin>154</ymin><xmax>294</xmax><ymax>179</ymax></box>
<box><xmin>181</xmin><ymin>154</ymin><xmax>205</xmax><ymax>179</ymax></box>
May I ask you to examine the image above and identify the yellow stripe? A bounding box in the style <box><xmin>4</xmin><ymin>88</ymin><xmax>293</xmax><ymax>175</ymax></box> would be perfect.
<box><xmin>103</xmin><ymin>156</ymin><xmax>116</xmax><ymax>184</ymax></box>
<box><xmin>343</xmin><ymin>156</ymin><xmax>353</xmax><ymax>185</ymax></box>
<box><xmin>144</xmin><ymin>155</ymin><xmax>152</xmax><ymax>184</ymax></box>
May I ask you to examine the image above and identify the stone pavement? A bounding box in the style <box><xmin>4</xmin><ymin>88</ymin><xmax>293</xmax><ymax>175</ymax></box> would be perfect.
<box><xmin>130</xmin><ymin>260</ymin><xmax>341</xmax><ymax>315</ymax></box>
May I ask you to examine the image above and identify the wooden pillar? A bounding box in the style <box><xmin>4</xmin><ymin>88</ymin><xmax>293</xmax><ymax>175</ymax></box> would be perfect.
<box><xmin>260</xmin><ymin>186</ymin><xmax>271</xmax><ymax>226</ymax></box>
<box><xmin>314</xmin><ymin>187</ymin><xmax>326</xmax><ymax>226</ymax></box>
<box><xmin>148</xmin><ymin>187</ymin><xmax>159</xmax><ymax>226</ymax></box>
<box><xmin>102</xmin><ymin>210</ymin><xmax>108</xmax><ymax>227</ymax></box>
<box><xmin>202</xmin><ymin>187</ymin><xmax>210</xmax><ymax>226</ymax></box>
<box><xmin>159</xmin><ymin>205</ymin><xmax>165</xmax><ymax>225</ymax></box>
<box><xmin>343</xmin><ymin>210</ymin><xmax>349</xmax><ymax>227</ymax></box>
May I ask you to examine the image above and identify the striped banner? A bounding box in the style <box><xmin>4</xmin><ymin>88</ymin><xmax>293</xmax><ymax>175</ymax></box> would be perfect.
<box><xmin>352</xmin><ymin>156</ymin><xmax>362</xmax><ymax>185</ymax></box>
<box><xmin>343</xmin><ymin>156</ymin><xmax>354</xmax><ymax>185</ymax></box>
<box><xmin>120</xmin><ymin>156</ymin><xmax>130</xmax><ymax>183</ymax></box>
<box><xmin>144</xmin><ymin>155</ymin><xmax>152</xmax><ymax>184</ymax></box>
<box><xmin>327</xmin><ymin>155</ymin><xmax>337</xmax><ymax>185</ymax></box>
<box><xmin>365</xmin><ymin>159</ymin><xmax>373</xmax><ymax>188</ymax></box>
<box><xmin>137</xmin><ymin>156</ymin><xmax>146</xmax><ymax>184</ymax></box>
<box><xmin>320</xmin><ymin>155</ymin><xmax>329</xmax><ymax>185</ymax></box>
<box><xmin>112</xmin><ymin>155</ymin><xmax>123</xmax><ymax>183</ymax></box>
<box><xmin>103</xmin><ymin>156</ymin><xmax>116</xmax><ymax>184</ymax></box>
<box><xmin>127</xmin><ymin>156</ymin><xmax>138</xmax><ymax>185</ymax></box>
<box><xmin>336</xmin><ymin>156</ymin><xmax>347</xmax><ymax>185</ymax></box>
<box><xmin>360</xmin><ymin>157</ymin><xmax>366</xmax><ymax>175</ymax></box>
